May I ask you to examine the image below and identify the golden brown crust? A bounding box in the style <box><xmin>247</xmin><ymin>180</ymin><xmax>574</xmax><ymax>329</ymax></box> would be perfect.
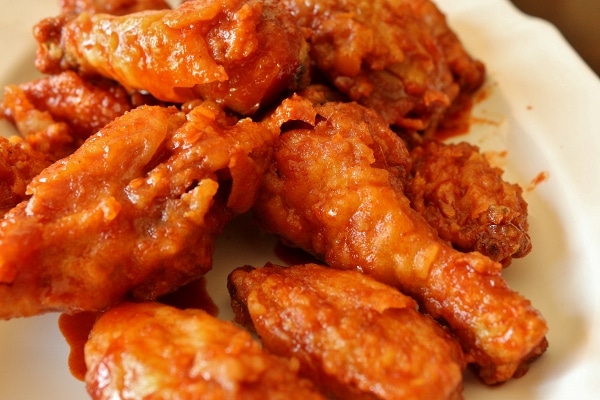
<box><xmin>228</xmin><ymin>263</ymin><xmax>466</xmax><ymax>400</ymax></box>
<box><xmin>407</xmin><ymin>140</ymin><xmax>531</xmax><ymax>266</ymax></box>
<box><xmin>34</xmin><ymin>0</ymin><xmax>310</xmax><ymax>115</ymax></box>
<box><xmin>1</xmin><ymin>71</ymin><xmax>138</xmax><ymax>159</ymax></box>
<box><xmin>0</xmin><ymin>136</ymin><xmax>53</xmax><ymax>216</ymax></box>
<box><xmin>254</xmin><ymin>96</ymin><xmax>547</xmax><ymax>384</ymax></box>
<box><xmin>0</xmin><ymin>0</ymin><xmax>549</xmax><ymax>393</ymax></box>
<box><xmin>0</xmin><ymin>103</ymin><xmax>277</xmax><ymax>319</ymax></box>
<box><xmin>280</xmin><ymin>0</ymin><xmax>485</xmax><ymax>132</ymax></box>
<box><xmin>85</xmin><ymin>302</ymin><xmax>326</xmax><ymax>400</ymax></box>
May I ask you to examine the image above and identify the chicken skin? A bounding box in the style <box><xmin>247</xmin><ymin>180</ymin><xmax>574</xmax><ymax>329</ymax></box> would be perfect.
<box><xmin>0</xmin><ymin>102</ymin><xmax>277</xmax><ymax>319</ymax></box>
<box><xmin>85</xmin><ymin>302</ymin><xmax>326</xmax><ymax>400</ymax></box>
<box><xmin>0</xmin><ymin>136</ymin><xmax>53</xmax><ymax>216</ymax></box>
<box><xmin>254</xmin><ymin>95</ymin><xmax>548</xmax><ymax>384</ymax></box>
<box><xmin>34</xmin><ymin>0</ymin><xmax>310</xmax><ymax>115</ymax></box>
<box><xmin>228</xmin><ymin>263</ymin><xmax>466</xmax><ymax>400</ymax></box>
<box><xmin>280</xmin><ymin>0</ymin><xmax>485</xmax><ymax>132</ymax></box>
<box><xmin>407</xmin><ymin>140</ymin><xmax>531</xmax><ymax>266</ymax></box>
<box><xmin>1</xmin><ymin>71</ymin><xmax>137</xmax><ymax>160</ymax></box>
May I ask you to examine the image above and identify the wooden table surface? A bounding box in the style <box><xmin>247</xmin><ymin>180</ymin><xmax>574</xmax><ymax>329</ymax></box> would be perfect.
<box><xmin>510</xmin><ymin>0</ymin><xmax>600</xmax><ymax>77</ymax></box>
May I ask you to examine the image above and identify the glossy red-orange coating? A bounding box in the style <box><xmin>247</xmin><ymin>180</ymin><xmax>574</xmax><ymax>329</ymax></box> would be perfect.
<box><xmin>1</xmin><ymin>71</ymin><xmax>137</xmax><ymax>159</ymax></box>
<box><xmin>58</xmin><ymin>277</ymin><xmax>218</xmax><ymax>383</ymax></box>
<box><xmin>0</xmin><ymin>136</ymin><xmax>53</xmax><ymax>216</ymax></box>
<box><xmin>279</xmin><ymin>0</ymin><xmax>485</xmax><ymax>132</ymax></box>
<box><xmin>0</xmin><ymin>103</ymin><xmax>277</xmax><ymax>319</ymax></box>
<box><xmin>229</xmin><ymin>263</ymin><xmax>466</xmax><ymax>400</ymax></box>
<box><xmin>84</xmin><ymin>302</ymin><xmax>326</xmax><ymax>400</ymax></box>
<box><xmin>407</xmin><ymin>140</ymin><xmax>531</xmax><ymax>266</ymax></box>
<box><xmin>254</xmin><ymin>95</ymin><xmax>548</xmax><ymax>384</ymax></box>
<box><xmin>34</xmin><ymin>0</ymin><xmax>310</xmax><ymax>115</ymax></box>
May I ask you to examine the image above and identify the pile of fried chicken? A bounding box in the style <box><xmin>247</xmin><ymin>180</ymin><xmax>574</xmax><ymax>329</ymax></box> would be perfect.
<box><xmin>0</xmin><ymin>0</ymin><xmax>547</xmax><ymax>398</ymax></box>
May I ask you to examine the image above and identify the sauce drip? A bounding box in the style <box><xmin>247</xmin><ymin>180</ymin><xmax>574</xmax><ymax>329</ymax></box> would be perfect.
<box><xmin>58</xmin><ymin>277</ymin><xmax>219</xmax><ymax>381</ymax></box>
<box><xmin>434</xmin><ymin>93</ymin><xmax>474</xmax><ymax>141</ymax></box>
<box><xmin>58</xmin><ymin>311</ymin><xmax>99</xmax><ymax>381</ymax></box>
<box><xmin>434</xmin><ymin>83</ymin><xmax>498</xmax><ymax>141</ymax></box>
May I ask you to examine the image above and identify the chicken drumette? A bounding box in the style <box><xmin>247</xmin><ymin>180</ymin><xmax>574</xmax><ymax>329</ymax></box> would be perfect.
<box><xmin>255</xmin><ymin>95</ymin><xmax>547</xmax><ymax>384</ymax></box>
<box><xmin>279</xmin><ymin>0</ymin><xmax>485</xmax><ymax>132</ymax></box>
<box><xmin>84</xmin><ymin>302</ymin><xmax>325</xmax><ymax>399</ymax></box>
<box><xmin>34</xmin><ymin>0</ymin><xmax>310</xmax><ymax>115</ymax></box>
<box><xmin>229</xmin><ymin>263</ymin><xmax>466</xmax><ymax>400</ymax></box>
<box><xmin>0</xmin><ymin>102</ymin><xmax>277</xmax><ymax>319</ymax></box>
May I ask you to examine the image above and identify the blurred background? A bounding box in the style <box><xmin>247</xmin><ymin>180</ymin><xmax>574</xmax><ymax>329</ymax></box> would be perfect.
<box><xmin>510</xmin><ymin>0</ymin><xmax>600</xmax><ymax>76</ymax></box>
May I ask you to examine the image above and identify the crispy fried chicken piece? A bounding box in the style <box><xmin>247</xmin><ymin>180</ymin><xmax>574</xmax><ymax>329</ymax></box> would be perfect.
<box><xmin>34</xmin><ymin>0</ymin><xmax>310</xmax><ymax>115</ymax></box>
<box><xmin>228</xmin><ymin>263</ymin><xmax>466</xmax><ymax>400</ymax></box>
<box><xmin>254</xmin><ymin>95</ymin><xmax>548</xmax><ymax>384</ymax></box>
<box><xmin>0</xmin><ymin>103</ymin><xmax>277</xmax><ymax>319</ymax></box>
<box><xmin>2</xmin><ymin>86</ymin><xmax>75</xmax><ymax>161</ymax></box>
<box><xmin>1</xmin><ymin>71</ymin><xmax>136</xmax><ymax>159</ymax></box>
<box><xmin>407</xmin><ymin>140</ymin><xmax>531</xmax><ymax>266</ymax></box>
<box><xmin>60</xmin><ymin>0</ymin><xmax>171</xmax><ymax>15</ymax></box>
<box><xmin>58</xmin><ymin>277</ymin><xmax>219</xmax><ymax>382</ymax></box>
<box><xmin>280</xmin><ymin>0</ymin><xmax>485</xmax><ymax>132</ymax></box>
<box><xmin>0</xmin><ymin>136</ymin><xmax>52</xmax><ymax>216</ymax></box>
<box><xmin>84</xmin><ymin>302</ymin><xmax>326</xmax><ymax>400</ymax></box>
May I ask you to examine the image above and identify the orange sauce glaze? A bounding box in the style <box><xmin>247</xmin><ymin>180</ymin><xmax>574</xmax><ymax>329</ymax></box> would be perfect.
<box><xmin>58</xmin><ymin>311</ymin><xmax>99</xmax><ymax>382</ymax></box>
<box><xmin>57</xmin><ymin>83</ymin><xmax>536</xmax><ymax>385</ymax></box>
<box><xmin>433</xmin><ymin>93</ymin><xmax>474</xmax><ymax>140</ymax></box>
<box><xmin>58</xmin><ymin>277</ymin><xmax>218</xmax><ymax>381</ymax></box>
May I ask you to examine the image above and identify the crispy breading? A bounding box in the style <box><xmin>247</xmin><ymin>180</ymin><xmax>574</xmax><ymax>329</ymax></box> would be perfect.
<box><xmin>0</xmin><ymin>103</ymin><xmax>277</xmax><ymax>319</ymax></box>
<box><xmin>229</xmin><ymin>263</ymin><xmax>466</xmax><ymax>400</ymax></box>
<box><xmin>0</xmin><ymin>136</ymin><xmax>52</xmax><ymax>216</ymax></box>
<box><xmin>254</xmin><ymin>95</ymin><xmax>547</xmax><ymax>384</ymax></box>
<box><xmin>34</xmin><ymin>0</ymin><xmax>310</xmax><ymax>115</ymax></box>
<box><xmin>407</xmin><ymin>140</ymin><xmax>531</xmax><ymax>266</ymax></box>
<box><xmin>85</xmin><ymin>302</ymin><xmax>326</xmax><ymax>400</ymax></box>
<box><xmin>279</xmin><ymin>0</ymin><xmax>485</xmax><ymax>132</ymax></box>
<box><xmin>1</xmin><ymin>71</ymin><xmax>137</xmax><ymax>159</ymax></box>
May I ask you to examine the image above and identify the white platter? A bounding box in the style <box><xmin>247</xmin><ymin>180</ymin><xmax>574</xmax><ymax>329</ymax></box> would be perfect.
<box><xmin>1</xmin><ymin>0</ymin><xmax>600</xmax><ymax>399</ymax></box>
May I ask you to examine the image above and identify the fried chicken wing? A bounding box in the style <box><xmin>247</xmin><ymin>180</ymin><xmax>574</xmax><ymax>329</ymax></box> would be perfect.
<box><xmin>407</xmin><ymin>140</ymin><xmax>531</xmax><ymax>266</ymax></box>
<box><xmin>58</xmin><ymin>277</ymin><xmax>218</xmax><ymax>382</ymax></box>
<box><xmin>84</xmin><ymin>302</ymin><xmax>326</xmax><ymax>400</ymax></box>
<box><xmin>2</xmin><ymin>87</ymin><xmax>74</xmax><ymax>160</ymax></box>
<box><xmin>0</xmin><ymin>136</ymin><xmax>52</xmax><ymax>216</ymax></box>
<box><xmin>228</xmin><ymin>263</ymin><xmax>465</xmax><ymax>400</ymax></box>
<box><xmin>34</xmin><ymin>0</ymin><xmax>310</xmax><ymax>115</ymax></box>
<box><xmin>254</xmin><ymin>95</ymin><xmax>547</xmax><ymax>384</ymax></box>
<box><xmin>0</xmin><ymin>102</ymin><xmax>277</xmax><ymax>319</ymax></box>
<box><xmin>280</xmin><ymin>0</ymin><xmax>485</xmax><ymax>132</ymax></box>
<box><xmin>1</xmin><ymin>71</ymin><xmax>137</xmax><ymax>159</ymax></box>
